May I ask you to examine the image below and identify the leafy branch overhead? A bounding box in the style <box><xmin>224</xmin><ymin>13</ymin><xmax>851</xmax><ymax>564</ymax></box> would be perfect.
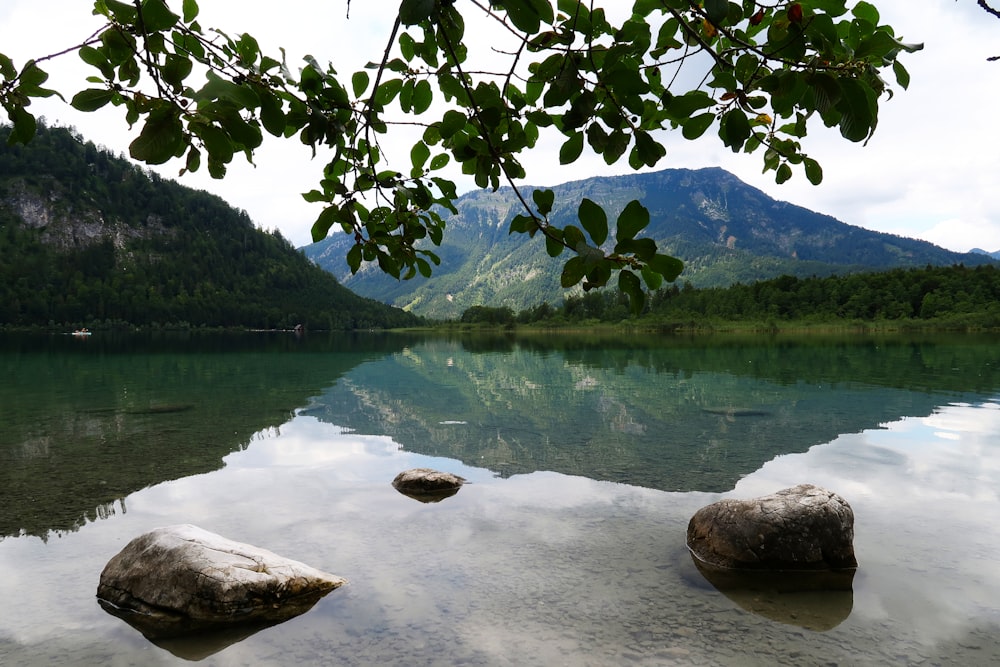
<box><xmin>0</xmin><ymin>0</ymin><xmax>923</xmax><ymax>313</ymax></box>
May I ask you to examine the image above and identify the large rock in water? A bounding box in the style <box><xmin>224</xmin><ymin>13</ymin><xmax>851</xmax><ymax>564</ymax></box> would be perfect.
<box><xmin>686</xmin><ymin>484</ymin><xmax>857</xmax><ymax>571</ymax></box>
<box><xmin>96</xmin><ymin>524</ymin><xmax>346</xmax><ymax>639</ymax></box>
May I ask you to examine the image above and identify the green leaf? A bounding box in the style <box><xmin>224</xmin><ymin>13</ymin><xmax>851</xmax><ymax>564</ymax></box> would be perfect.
<box><xmin>399</xmin><ymin>0</ymin><xmax>435</xmax><ymax>25</ymax></box>
<box><xmin>78</xmin><ymin>46</ymin><xmax>113</xmax><ymax>78</ymax></box>
<box><xmin>510</xmin><ymin>213</ymin><xmax>539</xmax><ymax>234</ymax></box>
<box><xmin>532</xmin><ymin>188</ymin><xmax>554</xmax><ymax>215</ymax></box>
<box><xmin>577</xmin><ymin>198</ymin><xmax>608</xmax><ymax>246</ymax></box>
<box><xmin>16</xmin><ymin>61</ymin><xmax>50</xmax><ymax>91</ymax></box>
<box><xmin>399</xmin><ymin>79</ymin><xmax>415</xmax><ymax>112</ymax></box>
<box><xmin>399</xmin><ymin>32</ymin><xmax>416</xmax><ymax>61</ymax></box>
<box><xmin>563</xmin><ymin>225</ymin><xmax>586</xmax><ymax>251</ymax></box>
<box><xmin>352</xmin><ymin>71</ymin><xmax>369</xmax><ymax>98</ymax></box>
<box><xmin>216</xmin><ymin>107</ymin><xmax>261</xmax><ymax>149</ymax></box>
<box><xmin>803</xmin><ymin>157</ymin><xmax>823</xmax><ymax>185</ymax></box>
<box><xmin>720</xmin><ymin>108</ymin><xmax>751</xmax><ymax>152</ymax></box>
<box><xmin>682</xmin><ymin>113</ymin><xmax>715</xmax><ymax>140</ymax></box>
<box><xmin>502</xmin><ymin>0</ymin><xmax>554</xmax><ymax>35</ymax></box>
<box><xmin>559</xmin><ymin>131</ymin><xmax>584</xmax><ymax>165</ymax></box>
<box><xmin>197</xmin><ymin>71</ymin><xmax>260</xmax><ymax>108</ymax></box>
<box><xmin>775</xmin><ymin>162</ymin><xmax>793</xmax><ymax>184</ymax></box>
<box><xmin>585</xmin><ymin>262</ymin><xmax>612</xmax><ymax>289</ymax></box>
<box><xmin>618</xmin><ymin>270</ymin><xmax>644</xmax><ymax>315</ymax></box>
<box><xmin>346</xmin><ymin>242</ymin><xmax>363</xmax><ymax>272</ymax></box>
<box><xmin>852</xmin><ymin>1</ymin><xmax>880</xmax><ymax>25</ymax></box>
<box><xmin>194</xmin><ymin>122</ymin><xmax>235</xmax><ymax>164</ymax></box>
<box><xmin>615</xmin><ymin>238</ymin><xmax>657</xmax><ymax>262</ymax></box>
<box><xmin>184</xmin><ymin>146</ymin><xmax>201</xmax><ymax>173</ymax></box>
<box><xmin>855</xmin><ymin>31</ymin><xmax>923</xmax><ymax>61</ymax></box>
<box><xmin>129</xmin><ymin>107</ymin><xmax>184</xmax><ymax>165</ymax></box>
<box><xmin>70</xmin><ymin>88</ymin><xmax>115</xmax><ymax>112</ymax></box>
<box><xmin>161</xmin><ymin>53</ymin><xmax>192</xmax><ymax>91</ymax></box>
<box><xmin>704</xmin><ymin>0</ymin><xmax>729</xmax><ymax>25</ymax></box>
<box><xmin>631</xmin><ymin>130</ymin><xmax>665</xmax><ymax>168</ymax></box>
<box><xmin>641</xmin><ymin>266</ymin><xmax>663</xmax><ymax>291</ymax></box>
<box><xmin>429</xmin><ymin>153</ymin><xmax>450</xmax><ymax>170</ymax></box>
<box><xmin>603</xmin><ymin>131</ymin><xmax>629</xmax><ymax>165</ymax></box>
<box><xmin>439</xmin><ymin>109</ymin><xmax>466</xmax><ymax>138</ymax></box>
<box><xmin>835</xmin><ymin>78</ymin><xmax>875</xmax><ymax>142</ymax></box>
<box><xmin>182</xmin><ymin>0</ymin><xmax>199</xmax><ymax>22</ymax></box>
<box><xmin>312</xmin><ymin>205</ymin><xmax>339</xmax><ymax>242</ymax></box>
<box><xmin>648</xmin><ymin>253</ymin><xmax>683</xmax><ymax>282</ymax></box>
<box><xmin>735</xmin><ymin>53</ymin><xmax>758</xmax><ymax>84</ymax></box>
<box><xmin>0</xmin><ymin>53</ymin><xmax>16</xmax><ymax>80</ymax></box>
<box><xmin>139</xmin><ymin>0</ymin><xmax>180</xmax><ymax>32</ymax></box>
<box><xmin>892</xmin><ymin>60</ymin><xmax>911</xmax><ymax>90</ymax></box>
<box><xmin>8</xmin><ymin>106</ymin><xmax>37</xmax><ymax>144</ymax></box>
<box><xmin>664</xmin><ymin>90</ymin><xmax>715</xmax><ymax>118</ymax></box>
<box><xmin>375</xmin><ymin>78</ymin><xmax>404</xmax><ymax>106</ymax></box>
<box><xmin>99</xmin><ymin>0</ymin><xmax>137</xmax><ymax>23</ymax></box>
<box><xmin>545</xmin><ymin>234</ymin><xmax>564</xmax><ymax>257</ymax></box>
<box><xmin>807</xmin><ymin>72</ymin><xmax>842</xmax><ymax>115</ymax></box>
<box><xmin>259</xmin><ymin>90</ymin><xmax>285</xmax><ymax>136</ymax></box>
<box><xmin>616</xmin><ymin>200</ymin><xmax>650</xmax><ymax>242</ymax></box>
<box><xmin>412</xmin><ymin>79</ymin><xmax>433</xmax><ymax>114</ymax></box>
<box><xmin>561</xmin><ymin>255</ymin><xmax>586</xmax><ymax>288</ymax></box>
<box><xmin>410</xmin><ymin>140</ymin><xmax>430</xmax><ymax>174</ymax></box>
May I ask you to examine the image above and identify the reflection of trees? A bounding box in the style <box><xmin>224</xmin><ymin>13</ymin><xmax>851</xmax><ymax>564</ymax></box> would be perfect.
<box><xmin>305</xmin><ymin>334</ymin><xmax>1000</xmax><ymax>493</ymax></box>
<box><xmin>0</xmin><ymin>332</ymin><xmax>411</xmax><ymax>540</ymax></box>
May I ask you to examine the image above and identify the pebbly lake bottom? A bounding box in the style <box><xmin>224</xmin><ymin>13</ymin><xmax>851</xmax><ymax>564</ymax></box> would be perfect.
<box><xmin>3</xmin><ymin>403</ymin><xmax>1000</xmax><ymax>666</ymax></box>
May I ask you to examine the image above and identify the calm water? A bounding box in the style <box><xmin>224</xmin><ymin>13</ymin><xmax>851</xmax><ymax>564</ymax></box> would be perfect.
<box><xmin>2</xmin><ymin>331</ymin><xmax>1000</xmax><ymax>666</ymax></box>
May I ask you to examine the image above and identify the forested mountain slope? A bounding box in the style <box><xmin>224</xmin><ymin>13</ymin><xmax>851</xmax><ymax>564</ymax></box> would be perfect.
<box><xmin>0</xmin><ymin>124</ymin><xmax>422</xmax><ymax>330</ymax></box>
<box><xmin>304</xmin><ymin>169</ymin><xmax>991</xmax><ymax>320</ymax></box>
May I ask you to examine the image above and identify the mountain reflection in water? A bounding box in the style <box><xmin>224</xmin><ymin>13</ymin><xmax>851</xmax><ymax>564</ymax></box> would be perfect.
<box><xmin>301</xmin><ymin>333</ymin><xmax>1000</xmax><ymax>492</ymax></box>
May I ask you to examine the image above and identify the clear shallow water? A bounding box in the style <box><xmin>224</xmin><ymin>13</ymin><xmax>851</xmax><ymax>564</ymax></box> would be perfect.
<box><xmin>1</xmin><ymin>333</ymin><xmax>1000</xmax><ymax>665</ymax></box>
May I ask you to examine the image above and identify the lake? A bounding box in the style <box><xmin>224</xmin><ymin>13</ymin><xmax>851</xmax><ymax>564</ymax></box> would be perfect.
<box><xmin>1</xmin><ymin>331</ymin><xmax>999</xmax><ymax>666</ymax></box>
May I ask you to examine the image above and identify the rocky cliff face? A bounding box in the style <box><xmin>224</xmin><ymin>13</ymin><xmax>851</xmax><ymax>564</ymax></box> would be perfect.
<box><xmin>3</xmin><ymin>178</ymin><xmax>170</xmax><ymax>254</ymax></box>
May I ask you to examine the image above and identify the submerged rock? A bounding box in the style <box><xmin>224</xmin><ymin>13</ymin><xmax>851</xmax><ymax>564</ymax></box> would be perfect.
<box><xmin>96</xmin><ymin>524</ymin><xmax>345</xmax><ymax>639</ymax></box>
<box><xmin>686</xmin><ymin>484</ymin><xmax>857</xmax><ymax>572</ymax></box>
<box><xmin>392</xmin><ymin>468</ymin><xmax>466</xmax><ymax>503</ymax></box>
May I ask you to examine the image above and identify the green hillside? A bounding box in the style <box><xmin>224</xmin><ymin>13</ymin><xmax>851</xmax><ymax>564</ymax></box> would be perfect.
<box><xmin>0</xmin><ymin>124</ymin><xmax>422</xmax><ymax>330</ymax></box>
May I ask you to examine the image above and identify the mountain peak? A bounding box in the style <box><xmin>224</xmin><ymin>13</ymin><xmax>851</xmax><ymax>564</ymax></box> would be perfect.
<box><xmin>302</xmin><ymin>167</ymin><xmax>994</xmax><ymax>319</ymax></box>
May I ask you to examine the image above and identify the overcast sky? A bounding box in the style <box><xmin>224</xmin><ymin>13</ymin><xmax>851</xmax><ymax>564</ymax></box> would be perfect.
<box><xmin>1</xmin><ymin>1</ymin><xmax>998</xmax><ymax>252</ymax></box>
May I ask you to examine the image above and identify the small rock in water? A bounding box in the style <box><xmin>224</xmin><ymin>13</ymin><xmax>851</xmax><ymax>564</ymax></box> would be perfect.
<box><xmin>392</xmin><ymin>467</ymin><xmax>466</xmax><ymax>503</ymax></box>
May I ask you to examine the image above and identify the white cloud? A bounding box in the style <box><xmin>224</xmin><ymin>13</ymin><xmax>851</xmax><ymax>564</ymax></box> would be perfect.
<box><xmin>1</xmin><ymin>1</ymin><xmax>997</xmax><ymax>252</ymax></box>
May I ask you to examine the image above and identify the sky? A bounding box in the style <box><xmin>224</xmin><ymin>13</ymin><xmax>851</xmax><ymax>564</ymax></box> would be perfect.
<box><xmin>0</xmin><ymin>1</ymin><xmax>998</xmax><ymax>253</ymax></box>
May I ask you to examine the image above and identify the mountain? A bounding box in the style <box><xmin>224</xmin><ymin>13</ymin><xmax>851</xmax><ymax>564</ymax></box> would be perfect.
<box><xmin>0</xmin><ymin>123</ymin><xmax>422</xmax><ymax>330</ymax></box>
<box><xmin>971</xmin><ymin>248</ymin><xmax>1000</xmax><ymax>260</ymax></box>
<box><xmin>302</xmin><ymin>168</ymin><xmax>992</xmax><ymax>319</ymax></box>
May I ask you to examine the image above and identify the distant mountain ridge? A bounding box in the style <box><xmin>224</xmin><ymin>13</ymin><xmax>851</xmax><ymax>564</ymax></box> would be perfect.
<box><xmin>303</xmin><ymin>168</ymin><xmax>992</xmax><ymax>319</ymax></box>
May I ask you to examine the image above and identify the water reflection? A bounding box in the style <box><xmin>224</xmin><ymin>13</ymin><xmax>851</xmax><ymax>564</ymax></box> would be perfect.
<box><xmin>3</xmin><ymin>333</ymin><xmax>1000</xmax><ymax>665</ymax></box>
<box><xmin>730</xmin><ymin>398</ymin><xmax>1000</xmax><ymax>655</ymax></box>
<box><xmin>1</xmin><ymin>399</ymin><xmax>1000</xmax><ymax>665</ymax></box>
<box><xmin>687</xmin><ymin>557</ymin><xmax>856</xmax><ymax>631</ymax></box>
<box><xmin>0</xmin><ymin>332</ymin><xmax>412</xmax><ymax>539</ymax></box>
